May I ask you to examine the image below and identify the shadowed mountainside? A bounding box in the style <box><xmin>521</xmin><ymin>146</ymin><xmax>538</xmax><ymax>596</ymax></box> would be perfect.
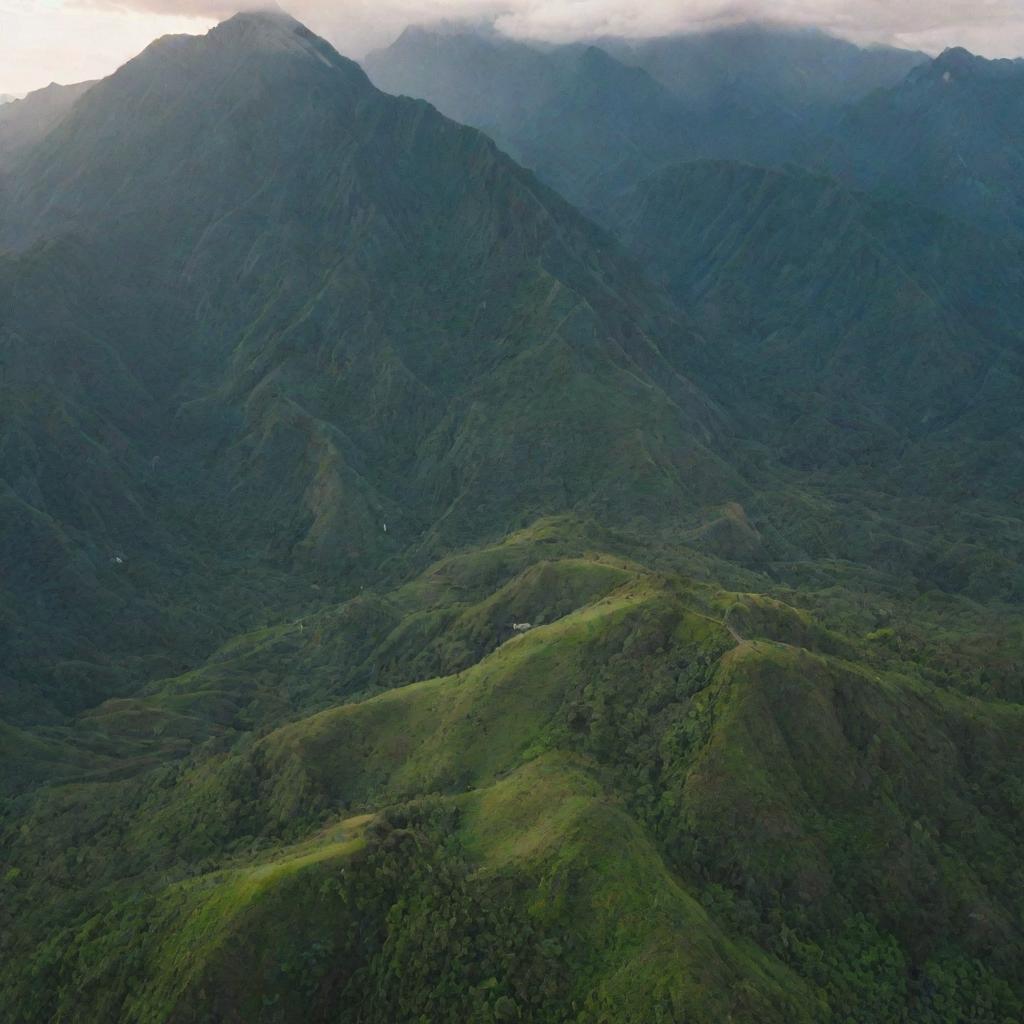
<box><xmin>610</xmin><ymin>159</ymin><xmax>1024</xmax><ymax>600</ymax></box>
<box><xmin>0</xmin><ymin>10</ymin><xmax>736</xmax><ymax>722</ymax></box>
<box><xmin>819</xmin><ymin>47</ymin><xmax>1024</xmax><ymax>236</ymax></box>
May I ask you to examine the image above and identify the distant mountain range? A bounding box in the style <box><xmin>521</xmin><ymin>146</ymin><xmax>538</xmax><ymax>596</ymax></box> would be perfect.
<box><xmin>2</xmin><ymin>12</ymin><xmax>1023</xmax><ymax>1024</ymax></box>
<box><xmin>365</xmin><ymin>23</ymin><xmax>925</xmax><ymax>212</ymax></box>
<box><xmin>0</xmin><ymin>80</ymin><xmax>93</xmax><ymax>169</ymax></box>
<box><xmin>368</xmin><ymin>23</ymin><xmax>1024</xmax><ymax>241</ymax></box>
<box><xmin>367</xmin><ymin>21</ymin><xmax>1024</xmax><ymax>595</ymax></box>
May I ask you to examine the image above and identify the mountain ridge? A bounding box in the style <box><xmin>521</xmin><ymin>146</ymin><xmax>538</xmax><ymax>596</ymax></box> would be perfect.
<box><xmin>0</xmin><ymin>79</ymin><xmax>94</xmax><ymax>170</ymax></box>
<box><xmin>0</xmin><ymin>9</ymin><xmax>739</xmax><ymax>725</ymax></box>
<box><xmin>365</xmin><ymin>21</ymin><xmax>926</xmax><ymax>211</ymax></box>
<box><xmin>819</xmin><ymin>45</ymin><xmax>1024</xmax><ymax>235</ymax></box>
<box><xmin>2</xmin><ymin>12</ymin><xmax>1023</xmax><ymax>1024</ymax></box>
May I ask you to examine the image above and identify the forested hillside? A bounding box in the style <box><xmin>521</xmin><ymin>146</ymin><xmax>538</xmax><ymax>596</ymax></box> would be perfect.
<box><xmin>2</xmin><ymin>11</ymin><xmax>1022</xmax><ymax>1024</ymax></box>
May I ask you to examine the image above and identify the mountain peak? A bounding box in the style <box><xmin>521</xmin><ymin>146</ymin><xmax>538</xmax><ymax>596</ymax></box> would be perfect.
<box><xmin>933</xmin><ymin>46</ymin><xmax>982</xmax><ymax>75</ymax></box>
<box><xmin>916</xmin><ymin>45</ymin><xmax>1024</xmax><ymax>84</ymax></box>
<box><xmin>206</xmin><ymin>8</ymin><xmax>344</xmax><ymax>67</ymax></box>
<box><xmin>216</xmin><ymin>7</ymin><xmax>299</xmax><ymax>34</ymax></box>
<box><xmin>95</xmin><ymin>8</ymin><xmax>374</xmax><ymax>110</ymax></box>
<box><xmin>579</xmin><ymin>44</ymin><xmax>617</xmax><ymax>69</ymax></box>
<box><xmin>220</xmin><ymin>10</ymin><xmax>303</xmax><ymax>40</ymax></box>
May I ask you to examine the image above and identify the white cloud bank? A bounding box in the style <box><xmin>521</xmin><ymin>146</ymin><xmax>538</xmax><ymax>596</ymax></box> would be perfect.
<box><xmin>3</xmin><ymin>0</ymin><xmax>1023</xmax><ymax>95</ymax></box>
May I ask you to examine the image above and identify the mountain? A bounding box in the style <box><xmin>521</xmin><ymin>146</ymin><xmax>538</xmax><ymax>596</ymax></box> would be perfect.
<box><xmin>365</xmin><ymin>23</ymin><xmax>925</xmax><ymax>209</ymax></box>
<box><xmin>0</xmin><ymin>9</ymin><xmax>733</xmax><ymax>722</ymax></box>
<box><xmin>365</xmin><ymin>29</ymin><xmax>699</xmax><ymax>212</ymax></box>
<box><xmin>612</xmin><ymin>159</ymin><xmax>1024</xmax><ymax>441</ymax></box>
<box><xmin>504</xmin><ymin>45</ymin><xmax>699</xmax><ymax>213</ymax></box>
<box><xmin>2</xmin><ymin>12</ymin><xmax>1023</xmax><ymax>1024</ymax></box>
<box><xmin>611</xmin><ymin>160</ymin><xmax>1024</xmax><ymax>598</ymax></box>
<box><xmin>820</xmin><ymin>47</ymin><xmax>1024</xmax><ymax>235</ymax></box>
<box><xmin>0</xmin><ymin>95</ymin><xmax>15</xmax><ymax>105</ymax></box>
<box><xmin>362</xmin><ymin>26</ymin><xmax>557</xmax><ymax>140</ymax></box>
<box><xmin>0</xmin><ymin>80</ymin><xmax>93</xmax><ymax>169</ymax></box>
<box><xmin>5</xmin><ymin>518</ymin><xmax>1024</xmax><ymax>1023</ymax></box>
<box><xmin>615</xmin><ymin>24</ymin><xmax>925</xmax><ymax>129</ymax></box>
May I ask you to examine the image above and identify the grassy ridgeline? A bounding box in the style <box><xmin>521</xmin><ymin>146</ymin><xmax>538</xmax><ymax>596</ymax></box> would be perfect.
<box><xmin>3</xmin><ymin>521</ymin><xmax>1022</xmax><ymax>1022</ymax></box>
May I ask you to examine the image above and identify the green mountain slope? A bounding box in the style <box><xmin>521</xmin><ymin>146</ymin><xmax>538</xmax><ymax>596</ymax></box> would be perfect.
<box><xmin>4</xmin><ymin>527</ymin><xmax>1022</xmax><ymax>1021</ymax></box>
<box><xmin>2</xmin><ymin>12</ymin><xmax>1024</xmax><ymax>1024</ymax></box>
<box><xmin>610</xmin><ymin>160</ymin><xmax>1024</xmax><ymax>600</ymax></box>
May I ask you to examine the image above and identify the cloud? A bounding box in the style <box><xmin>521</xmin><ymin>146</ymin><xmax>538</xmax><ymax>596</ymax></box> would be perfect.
<box><xmin>67</xmin><ymin>0</ymin><xmax>1024</xmax><ymax>57</ymax></box>
<box><xmin>3</xmin><ymin>0</ymin><xmax>1023</xmax><ymax>94</ymax></box>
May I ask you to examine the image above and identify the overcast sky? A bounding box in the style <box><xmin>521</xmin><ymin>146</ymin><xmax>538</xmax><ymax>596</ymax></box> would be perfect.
<box><xmin>3</xmin><ymin>0</ymin><xmax>1024</xmax><ymax>96</ymax></box>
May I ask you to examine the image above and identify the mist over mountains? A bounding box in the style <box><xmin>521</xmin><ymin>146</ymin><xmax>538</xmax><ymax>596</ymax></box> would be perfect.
<box><xmin>0</xmin><ymin>81</ymin><xmax>95</xmax><ymax>170</ymax></box>
<box><xmin>364</xmin><ymin>23</ymin><xmax>927</xmax><ymax>212</ymax></box>
<box><xmin>2</xmin><ymin>9</ymin><xmax>1023</xmax><ymax>1024</ymax></box>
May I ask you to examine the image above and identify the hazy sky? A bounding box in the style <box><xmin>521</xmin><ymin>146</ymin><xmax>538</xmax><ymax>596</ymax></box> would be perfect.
<box><xmin>3</xmin><ymin>0</ymin><xmax>1024</xmax><ymax>96</ymax></box>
